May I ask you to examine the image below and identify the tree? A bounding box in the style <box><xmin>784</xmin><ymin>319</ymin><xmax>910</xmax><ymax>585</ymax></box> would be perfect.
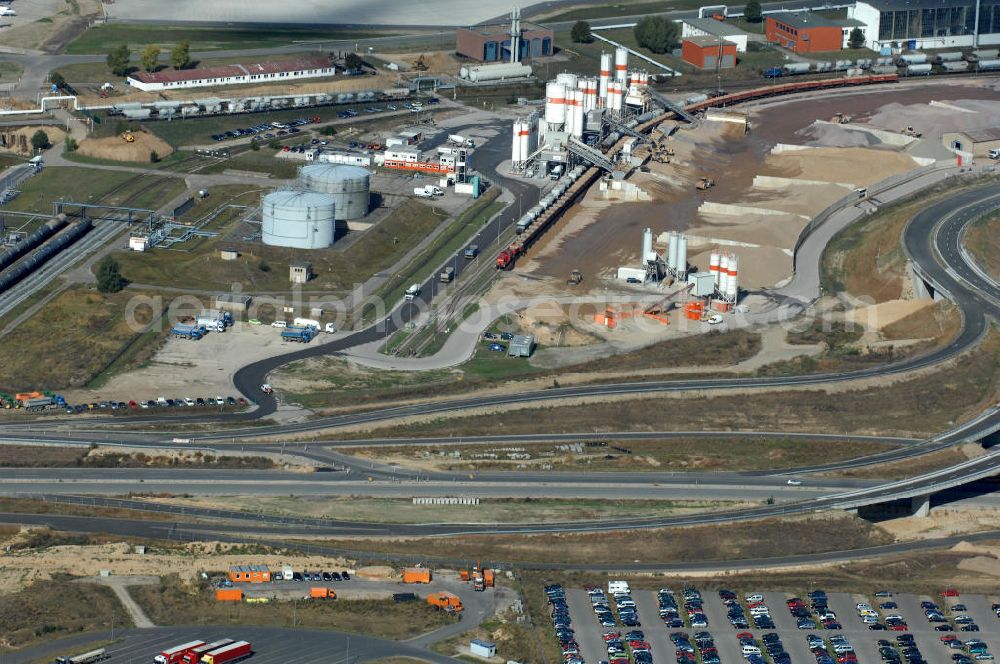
<box><xmin>29</xmin><ymin>129</ymin><xmax>49</xmax><ymax>151</ymax></box>
<box><xmin>571</xmin><ymin>20</ymin><xmax>593</xmax><ymax>43</ymax></box>
<box><xmin>49</xmin><ymin>71</ymin><xmax>66</xmax><ymax>90</ymax></box>
<box><xmin>149</xmin><ymin>150</ymin><xmax>160</xmax><ymax>163</ymax></box>
<box><xmin>141</xmin><ymin>45</ymin><xmax>161</xmax><ymax>72</ymax></box>
<box><xmin>96</xmin><ymin>256</ymin><xmax>124</xmax><ymax>293</ymax></box>
<box><xmin>65</xmin><ymin>137</ymin><xmax>78</xmax><ymax>152</ymax></box>
<box><xmin>170</xmin><ymin>40</ymin><xmax>191</xmax><ymax>70</ymax></box>
<box><xmin>250</xmin><ymin>138</ymin><xmax>260</xmax><ymax>151</ymax></box>
<box><xmin>744</xmin><ymin>0</ymin><xmax>763</xmax><ymax>23</ymax></box>
<box><xmin>106</xmin><ymin>44</ymin><xmax>131</xmax><ymax>77</ymax></box>
<box><xmin>344</xmin><ymin>52</ymin><xmax>364</xmax><ymax>71</ymax></box>
<box><xmin>633</xmin><ymin>16</ymin><xmax>679</xmax><ymax>54</ymax></box>
<box><xmin>848</xmin><ymin>27</ymin><xmax>865</xmax><ymax>49</ymax></box>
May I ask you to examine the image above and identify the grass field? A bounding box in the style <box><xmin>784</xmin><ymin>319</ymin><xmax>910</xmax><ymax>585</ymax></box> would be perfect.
<box><xmin>535</xmin><ymin>0</ymin><xmax>704</xmax><ymax>21</ymax></box>
<box><xmin>0</xmin><ymin>445</ymin><xmax>277</xmax><ymax>469</ymax></box>
<box><xmin>0</xmin><ymin>580</ymin><xmax>130</xmax><ymax>651</ymax></box>
<box><xmin>5</xmin><ymin>167</ymin><xmax>142</xmax><ymax>214</ymax></box>
<box><xmin>341</xmin><ymin>436</ymin><xmax>898</xmax><ymax>473</ymax></box>
<box><xmin>132</xmin><ymin>575</ymin><xmax>456</xmax><ymax>639</ymax></box>
<box><xmin>0</xmin><ymin>287</ymin><xmax>166</xmax><ymax>392</ymax></box>
<box><xmin>325</xmin><ymin>328</ymin><xmax>1000</xmax><ymax>440</ymax></box>
<box><xmin>279</xmin><ymin>328</ymin><xmax>760</xmax><ymax>409</ymax></box>
<box><xmin>111</xmin><ymin>198</ymin><xmax>445</xmax><ymax>294</ymax></box>
<box><xmin>966</xmin><ymin>212</ymin><xmax>1000</xmax><ymax>282</ymax></box>
<box><xmin>311</xmin><ymin>512</ymin><xmax>892</xmax><ymax>565</ymax></box>
<box><xmin>65</xmin><ymin>25</ymin><xmax>391</xmax><ymax>54</ymax></box>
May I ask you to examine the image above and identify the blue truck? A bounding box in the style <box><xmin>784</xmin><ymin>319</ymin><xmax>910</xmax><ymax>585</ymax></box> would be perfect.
<box><xmin>281</xmin><ymin>326</ymin><xmax>315</xmax><ymax>343</ymax></box>
<box><xmin>171</xmin><ymin>324</ymin><xmax>206</xmax><ymax>340</ymax></box>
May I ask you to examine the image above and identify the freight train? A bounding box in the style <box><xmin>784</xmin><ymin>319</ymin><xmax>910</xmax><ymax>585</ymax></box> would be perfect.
<box><xmin>0</xmin><ymin>218</ymin><xmax>92</xmax><ymax>293</ymax></box>
<box><xmin>0</xmin><ymin>214</ymin><xmax>67</xmax><ymax>273</ymax></box>
<box><xmin>762</xmin><ymin>53</ymin><xmax>1000</xmax><ymax>79</ymax></box>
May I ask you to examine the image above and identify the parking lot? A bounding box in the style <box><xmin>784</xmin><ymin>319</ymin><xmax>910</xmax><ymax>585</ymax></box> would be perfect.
<box><xmin>546</xmin><ymin>583</ymin><xmax>1000</xmax><ymax>664</ymax></box>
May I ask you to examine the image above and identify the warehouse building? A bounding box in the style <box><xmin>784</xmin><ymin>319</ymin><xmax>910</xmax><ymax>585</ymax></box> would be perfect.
<box><xmin>680</xmin><ymin>17</ymin><xmax>750</xmax><ymax>52</ymax></box>
<box><xmin>765</xmin><ymin>11</ymin><xmax>858</xmax><ymax>52</ymax></box>
<box><xmin>943</xmin><ymin>128</ymin><xmax>1000</xmax><ymax>158</ymax></box>
<box><xmin>126</xmin><ymin>55</ymin><xmax>334</xmax><ymax>92</ymax></box>
<box><xmin>849</xmin><ymin>0</ymin><xmax>1000</xmax><ymax>50</ymax></box>
<box><xmin>681</xmin><ymin>36</ymin><xmax>738</xmax><ymax>69</ymax></box>
<box><xmin>456</xmin><ymin>22</ymin><xmax>553</xmax><ymax>62</ymax></box>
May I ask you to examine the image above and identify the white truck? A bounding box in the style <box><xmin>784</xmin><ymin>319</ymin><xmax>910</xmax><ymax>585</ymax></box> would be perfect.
<box><xmin>282</xmin><ymin>565</ymin><xmax>294</xmax><ymax>581</ymax></box>
<box><xmin>293</xmin><ymin>317</ymin><xmax>320</xmax><ymax>330</ymax></box>
<box><xmin>448</xmin><ymin>134</ymin><xmax>475</xmax><ymax>148</ymax></box>
<box><xmin>404</xmin><ymin>284</ymin><xmax>421</xmax><ymax>301</ymax></box>
<box><xmin>413</xmin><ymin>185</ymin><xmax>443</xmax><ymax>197</ymax></box>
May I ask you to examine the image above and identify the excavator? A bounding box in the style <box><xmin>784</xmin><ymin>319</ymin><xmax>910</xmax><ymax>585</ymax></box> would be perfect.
<box><xmin>696</xmin><ymin>176</ymin><xmax>715</xmax><ymax>190</ymax></box>
<box><xmin>412</xmin><ymin>54</ymin><xmax>429</xmax><ymax>71</ymax></box>
<box><xmin>566</xmin><ymin>269</ymin><xmax>582</xmax><ymax>286</ymax></box>
<box><xmin>122</xmin><ymin>132</ymin><xmax>135</xmax><ymax>143</ymax></box>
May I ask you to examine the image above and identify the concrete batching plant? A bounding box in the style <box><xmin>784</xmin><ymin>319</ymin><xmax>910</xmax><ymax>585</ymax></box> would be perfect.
<box><xmin>708</xmin><ymin>247</ymin><xmax>739</xmax><ymax>306</ymax></box>
<box><xmin>262</xmin><ymin>190</ymin><xmax>336</xmax><ymax>249</ymax></box>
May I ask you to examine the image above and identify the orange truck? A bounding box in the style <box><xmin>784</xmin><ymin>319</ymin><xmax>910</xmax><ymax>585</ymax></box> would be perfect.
<box><xmin>215</xmin><ymin>588</ymin><xmax>243</xmax><ymax>602</ymax></box>
<box><xmin>427</xmin><ymin>591</ymin><xmax>463</xmax><ymax>612</ymax></box>
<box><xmin>402</xmin><ymin>567</ymin><xmax>432</xmax><ymax>584</ymax></box>
<box><xmin>483</xmin><ymin>569</ymin><xmax>495</xmax><ymax>587</ymax></box>
<box><xmin>310</xmin><ymin>587</ymin><xmax>336</xmax><ymax>599</ymax></box>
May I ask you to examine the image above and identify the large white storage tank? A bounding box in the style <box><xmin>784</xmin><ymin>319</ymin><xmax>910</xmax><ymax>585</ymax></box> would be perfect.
<box><xmin>262</xmin><ymin>190</ymin><xmax>336</xmax><ymax>249</ymax></box>
<box><xmin>299</xmin><ymin>164</ymin><xmax>370</xmax><ymax>220</ymax></box>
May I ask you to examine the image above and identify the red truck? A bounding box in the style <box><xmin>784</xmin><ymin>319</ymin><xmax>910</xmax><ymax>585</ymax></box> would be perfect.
<box><xmin>180</xmin><ymin>640</ymin><xmax>234</xmax><ymax>664</ymax></box>
<box><xmin>200</xmin><ymin>641</ymin><xmax>252</xmax><ymax>664</ymax></box>
<box><xmin>154</xmin><ymin>641</ymin><xmax>206</xmax><ymax>664</ymax></box>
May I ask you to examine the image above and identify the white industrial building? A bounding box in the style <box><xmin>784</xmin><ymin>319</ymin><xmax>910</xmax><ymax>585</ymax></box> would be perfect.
<box><xmin>680</xmin><ymin>17</ymin><xmax>750</xmax><ymax>52</ymax></box>
<box><xmin>848</xmin><ymin>0</ymin><xmax>1000</xmax><ymax>50</ymax></box>
<box><xmin>126</xmin><ymin>55</ymin><xmax>334</xmax><ymax>92</ymax></box>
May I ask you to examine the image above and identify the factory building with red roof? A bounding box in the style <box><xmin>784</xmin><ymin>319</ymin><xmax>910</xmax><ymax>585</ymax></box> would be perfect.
<box><xmin>126</xmin><ymin>55</ymin><xmax>335</xmax><ymax>92</ymax></box>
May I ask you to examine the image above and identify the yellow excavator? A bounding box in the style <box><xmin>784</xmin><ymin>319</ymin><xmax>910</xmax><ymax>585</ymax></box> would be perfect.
<box><xmin>122</xmin><ymin>132</ymin><xmax>135</xmax><ymax>143</ymax></box>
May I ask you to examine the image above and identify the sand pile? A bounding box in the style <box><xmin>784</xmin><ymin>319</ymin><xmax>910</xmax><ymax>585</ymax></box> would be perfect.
<box><xmin>864</xmin><ymin>98</ymin><xmax>1000</xmax><ymax>138</ymax></box>
<box><xmin>798</xmin><ymin>121</ymin><xmax>883</xmax><ymax>148</ymax></box>
<box><xmin>0</xmin><ymin>126</ymin><xmax>67</xmax><ymax>155</ymax></box>
<box><xmin>77</xmin><ymin>131</ymin><xmax>174</xmax><ymax>163</ymax></box>
<box><xmin>763</xmin><ymin>147</ymin><xmax>921</xmax><ymax>187</ymax></box>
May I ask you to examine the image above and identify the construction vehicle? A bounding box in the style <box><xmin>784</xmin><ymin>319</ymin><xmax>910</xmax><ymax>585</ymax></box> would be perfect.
<box><xmin>310</xmin><ymin>587</ymin><xmax>336</xmax><ymax>599</ymax></box>
<box><xmin>833</xmin><ymin>112</ymin><xmax>853</xmax><ymax>124</ymax></box>
<box><xmin>122</xmin><ymin>132</ymin><xmax>135</xmax><ymax>143</ymax></box>
<box><xmin>428</xmin><ymin>591</ymin><xmax>464</xmax><ymax>612</ymax></box>
<box><xmin>402</xmin><ymin>567</ymin><xmax>432</xmax><ymax>583</ymax></box>
<box><xmin>696</xmin><ymin>177</ymin><xmax>715</xmax><ymax>190</ymax></box>
<box><xmin>171</xmin><ymin>324</ymin><xmax>206</xmax><ymax>340</ymax></box>
<box><xmin>483</xmin><ymin>568</ymin><xmax>495</xmax><ymax>587</ymax></box>
<box><xmin>53</xmin><ymin>649</ymin><xmax>108</xmax><ymax>664</ymax></box>
<box><xmin>567</xmin><ymin>269</ymin><xmax>583</xmax><ymax>286</ymax></box>
<box><xmin>281</xmin><ymin>325</ymin><xmax>315</xmax><ymax>343</ymax></box>
<box><xmin>900</xmin><ymin>126</ymin><xmax>923</xmax><ymax>138</ymax></box>
<box><xmin>473</xmin><ymin>570</ymin><xmax>485</xmax><ymax>591</ymax></box>
<box><xmin>412</xmin><ymin>54</ymin><xmax>429</xmax><ymax>71</ymax></box>
<box><xmin>215</xmin><ymin>588</ymin><xmax>243</xmax><ymax>602</ymax></box>
<box><xmin>200</xmin><ymin>641</ymin><xmax>252</xmax><ymax>664</ymax></box>
<box><xmin>154</xmin><ymin>641</ymin><xmax>207</xmax><ymax>664</ymax></box>
<box><xmin>180</xmin><ymin>641</ymin><xmax>234</xmax><ymax>664</ymax></box>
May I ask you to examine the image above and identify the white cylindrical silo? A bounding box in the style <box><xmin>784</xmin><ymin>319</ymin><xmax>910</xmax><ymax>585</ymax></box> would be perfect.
<box><xmin>642</xmin><ymin>228</ymin><xmax>653</xmax><ymax>263</ymax></box>
<box><xmin>727</xmin><ymin>255</ymin><xmax>738</xmax><ymax>298</ymax></box>
<box><xmin>511</xmin><ymin>121</ymin><xmax>522</xmax><ymax>164</ymax></box>
<box><xmin>719</xmin><ymin>252</ymin><xmax>730</xmax><ymax>291</ymax></box>
<box><xmin>556</xmin><ymin>72</ymin><xmax>578</xmax><ymax>89</ymax></box>
<box><xmin>615</xmin><ymin>46</ymin><xmax>628</xmax><ymax>83</ymax></box>
<box><xmin>520</xmin><ymin>121</ymin><xmax>530</xmax><ymax>160</ymax></box>
<box><xmin>564</xmin><ymin>92</ymin><xmax>575</xmax><ymax>136</ymax></box>
<box><xmin>544</xmin><ymin>81</ymin><xmax>566</xmax><ymax>126</ymax></box>
<box><xmin>676</xmin><ymin>234</ymin><xmax>688</xmax><ymax>274</ymax></box>
<box><xmin>667</xmin><ymin>232</ymin><xmax>679</xmax><ymax>271</ymax></box>
<box><xmin>710</xmin><ymin>249</ymin><xmax>720</xmax><ymax>286</ymax></box>
<box><xmin>262</xmin><ymin>190</ymin><xmax>336</xmax><ymax>249</ymax></box>
<box><xmin>299</xmin><ymin>163</ymin><xmax>371</xmax><ymax>220</ymax></box>
<box><xmin>572</xmin><ymin>89</ymin><xmax>584</xmax><ymax>137</ymax></box>
<box><xmin>599</xmin><ymin>53</ymin><xmax>611</xmax><ymax>103</ymax></box>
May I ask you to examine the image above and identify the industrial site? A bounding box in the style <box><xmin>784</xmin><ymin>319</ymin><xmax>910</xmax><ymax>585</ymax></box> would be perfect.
<box><xmin>0</xmin><ymin>0</ymin><xmax>998</xmax><ymax>663</ymax></box>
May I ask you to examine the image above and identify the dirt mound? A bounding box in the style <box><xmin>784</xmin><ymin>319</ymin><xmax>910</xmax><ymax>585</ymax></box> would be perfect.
<box><xmin>77</xmin><ymin>131</ymin><xmax>174</xmax><ymax>163</ymax></box>
<box><xmin>0</xmin><ymin>126</ymin><xmax>67</xmax><ymax>155</ymax></box>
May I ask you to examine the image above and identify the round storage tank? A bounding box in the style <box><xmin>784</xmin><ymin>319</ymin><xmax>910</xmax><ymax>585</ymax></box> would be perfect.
<box><xmin>262</xmin><ymin>190</ymin><xmax>336</xmax><ymax>249</ymax></box>
<box><xmin>299</xmin><ymin>163</ymin><xmax>371</xmax><ymax>221</ymax></box>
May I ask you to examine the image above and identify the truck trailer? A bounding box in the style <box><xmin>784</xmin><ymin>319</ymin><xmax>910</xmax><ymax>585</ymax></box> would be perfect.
<box><xmin>439</xmin><ymin>266</ymin><xmax>454</xmax><ymax>283</ymax></box>
<box><xmin>428</xmin><ymin>591</ymin><xmax>463</xmax><ymax>612</ymax></box>
<box><xmin>402</xmin><ymin>567</ymin><xmax>432</xmax><ymax>583</ymax></box>
<box><xmin>52</xmin><ymin>648</ymin><xmax>108</xmax><ymax>664</ymax></box>
<box><xmin>200</xmin><ymin>640</ymin><xmax>252</xmax><ymax>664</ymax></box>
<box><xmin>155</xmin><ymin>641</ymin><xmax>207</xmax><ymax>664</ymax></box>
<box><xmin>280</xmin><ymin>326</ymin><xmax>315</xmax><ymax>343</ymax></box>
<box><xmin>181</xmin><ymin>641</ymin><xmax>234</xmax><ymax>664</ymax></box>
<box><xmin>171</xmin><ymin>324</ymin><xmax>206</xmax><ymax>340</ymax></box>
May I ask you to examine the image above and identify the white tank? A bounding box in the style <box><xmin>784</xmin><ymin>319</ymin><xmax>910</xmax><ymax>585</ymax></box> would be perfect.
<box><xmin>556</xmin><ymin>72</ymin><xmax>578</xmax><ymax>89</ymax></box>
<box><xmin>615</xmin><ymin>46</ymin><xmax>628</xmax><ymax>83</ymax></box>
<box><xmin>719</xmin><ymin>252</ymin><xmax>730</xmax><ymax>292</ymax></box>
<box><xmin>511</xmin><ymin>121</ymin><xmax>522</xmax><ymax>164</ymax></box>
<box><xmin>299</xmin><ymin>164</ymin><xmax>370</xmax><ymax>220</ymax></box>
<box><xmin>545</xmin><ymin>81</ymin><xmax>566</xmax><ymax>125</ymax></box>
<box><xmin>709</xmin><ymin>249</ymin><xmax>720</xmax><ymax>285</ymax></box>
<box><xmin>262</xmin><ymin>190</ymin><xmax>336</xmax><ymax>249</ymax></box>
<box><xmin>599</xmin><ymin>53</ymin><xmax>611</xmax><ymax>103</ymax></box>
<box><xmin>676</xmin><ymin>234</ymin><xmax>688</xmax><ymax>274</ymax></box>
<box><xmin>563</xmin><ymin>91</ymin><xmax>575</xmax><ymax>136</ymax></box>
<box><xmin>466</xmin><ymin>62</ymin><xmax>532</xmax><ymax>82</ymax></box>
<box><xmin>642</xmin><ymin>228</ymin><xmax>654</xmax><ymax>263</ymax></box>
<box><xmin>667</xmin><ymin>232</ymin><xmax>679</xmax><ymax>270</ymax></box>
<box><xmin>520</xmin><ymin>121</ymin><xmax>530</xmax><ymax>161</ymax></box>
<box><xmin>572</xmin><ymin>89</ymin><xmax>584</xmax><ymax>138</ymax></box>
<box><xmin>727</xmin><ymin>255</ymin><xmax>738</xmax><ymax>297</ymax></box>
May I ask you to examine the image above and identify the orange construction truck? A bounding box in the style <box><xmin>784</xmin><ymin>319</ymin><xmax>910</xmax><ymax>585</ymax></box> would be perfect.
<box><xmin>310</xmin><ymin>587</ymin><xmax>336</xmax><ymax>599</ymax></box>
<box><xmin>402</xmin><ymin>568</ymin><xmax>432</xmax><ymax>584</ymax></box>
<box><xmin>427</xmin><ymin>591</ymin><xmax>463</xmax><ymax>612</ymax></box>
<box><xmin>215</xmin><ymin>588</ymin><xmax>243</xmax><ymax>602</ymax></box>
<box><xmin>483</xmin><ymin>569</ymin><xmax>495</xmax><ymax>588</ymax></box>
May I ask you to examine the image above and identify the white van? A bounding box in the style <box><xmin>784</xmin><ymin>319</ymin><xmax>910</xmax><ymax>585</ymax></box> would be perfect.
<box><xmin>404</xmin><ymin>284</ymin><xmax>421</xmax><ymax>301</ymax></box>
<box><xmin>608</xmin><ymin>580</ymin><xmax>630</xmax><ymax>596</ymax></box>
<box><xmin>989</xmin><ymin>148</ymin><xmax>1000</xmax><ymax>159</ymax></box>
<box><xmin>271</xmin><ymin>320</ymin><xmax>287</xmax><ymax>328</ymax></box>
<box><xmin>741</xmin><ymin>645</ymin><xmax>761</xmax><ymax>656</ymax></box>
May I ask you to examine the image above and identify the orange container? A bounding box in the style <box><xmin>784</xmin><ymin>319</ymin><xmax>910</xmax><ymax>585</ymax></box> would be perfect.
<box><xmin>459</xmin><ymin>570</ymin><xmax>470</xmax><ymax>582</ymax></box>
<box><xmin>483</xmin><ymin>569</ymin><xmax>495</xmax><ymax>587</ymax></box>
<box><xmin>215</xmin><ymin>588</ymin><xmax>243</xmax><ymax>602</ymax></box>
<box><xmin>402</xmin><ymin>568</ymin><xmax>432</xmax><ymax>584</ymax></box>
<box><xmin>427</xmin><ymin>591</ymin><xmax>463</xmax><ymax>612</ymax></box>
<box><xmin>712</xmin><ymin>300</ymin><xmax>733</xmax><ymax>313</ymax></box>
<box><xmin>15</xmin><ymin>391</ymin><xmax>44</xmax><ymax>402</ymax></box>
<box><xmin>310</xmin><ymin>587</ymin><xmax>335</xmax><ymax>599</ymax></box>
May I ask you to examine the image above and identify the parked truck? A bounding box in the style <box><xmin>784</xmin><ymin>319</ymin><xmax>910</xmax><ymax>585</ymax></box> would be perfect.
<box><xmin>155</xmin><ymin>641</ymin><xmax>206</xmax><ymax>664</ymax></box>
<box><xmin>215</xmin><ymin>588</ymin><xmax>244</xmax><ymax>601</ymax></box>
<box><xmin>402</xmin><ymin>567</ymin><xmax>432</xmax><ymax>583</ymax></box>
<box><xmin>181</xmin><ymin>641</ymin><xmax>234</xmax><ymax>664</ymax></box>
<box><xmin>464</xmin><ymin>245</ymin><xmax>479</xmax><ymax>259</ymax></box>
<box><xmin>310</xmin><ymin>587</ymin><xmax>336</xmax><ymax>599</ymax></box>
<box><xmin>427</xmin><ymin>591</ymin><xmax>463</xmax><ymax>612</ymax></box>
<box><xmin>483</xmin><ymin>568</ymin><xmax>495</xmax><ymax>587</ymax></box>
<box><xmin>200</xmin><ymin>640</ymin><xmax>252</xmax><ymax>664</ymax></box>
<box><xmin>195</xmin><ymin>309</ymin><xmax>231</xmax><ymax>332</ymax></box>
<box><xmin>281</xmin><ymin>326</ymin><xmax>315</xmax><ymax>343</ymax></box>
<box><xmin>473</xmin><ymin>571</ymin><xmax>485</xmax><ymax>591</ymax></box>
<box><xmin>293</xmin><ymin>317</ymin><xmax>320</xmax><ymax>330</ymax></box>
<box><xmin>448</xmin><ymin>134</ymin><xmax>475</xmax><ymax>148</ymax></box>
<box><xmin>413</xmin><ymin>185</ymin><xmax>443</xmax><ymax>197</ymax></box>
<box><xmin>439</xmin><ymin>266</ymin><xmax>454</xmax><ymax>283</ymax></box>
<box><xmin>52</xmin><ymin>648</ymin><xmax>108</xmax><ymax>664</ymax></box>
<box><xmin>171</xmin><ymin>324</ymin><xmax>205</xmax><ymax>340</ymax></box>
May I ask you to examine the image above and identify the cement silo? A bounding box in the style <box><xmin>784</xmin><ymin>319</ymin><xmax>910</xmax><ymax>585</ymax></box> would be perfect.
<box><xmin>262</xmin><ymin>190</ymin><xmax>336</xmax><ymax>249</ymax></box>
<box><xmin>299</xmin><ymin>164</ymin><xmax>371</xmax><ymax>221</ymax></box>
